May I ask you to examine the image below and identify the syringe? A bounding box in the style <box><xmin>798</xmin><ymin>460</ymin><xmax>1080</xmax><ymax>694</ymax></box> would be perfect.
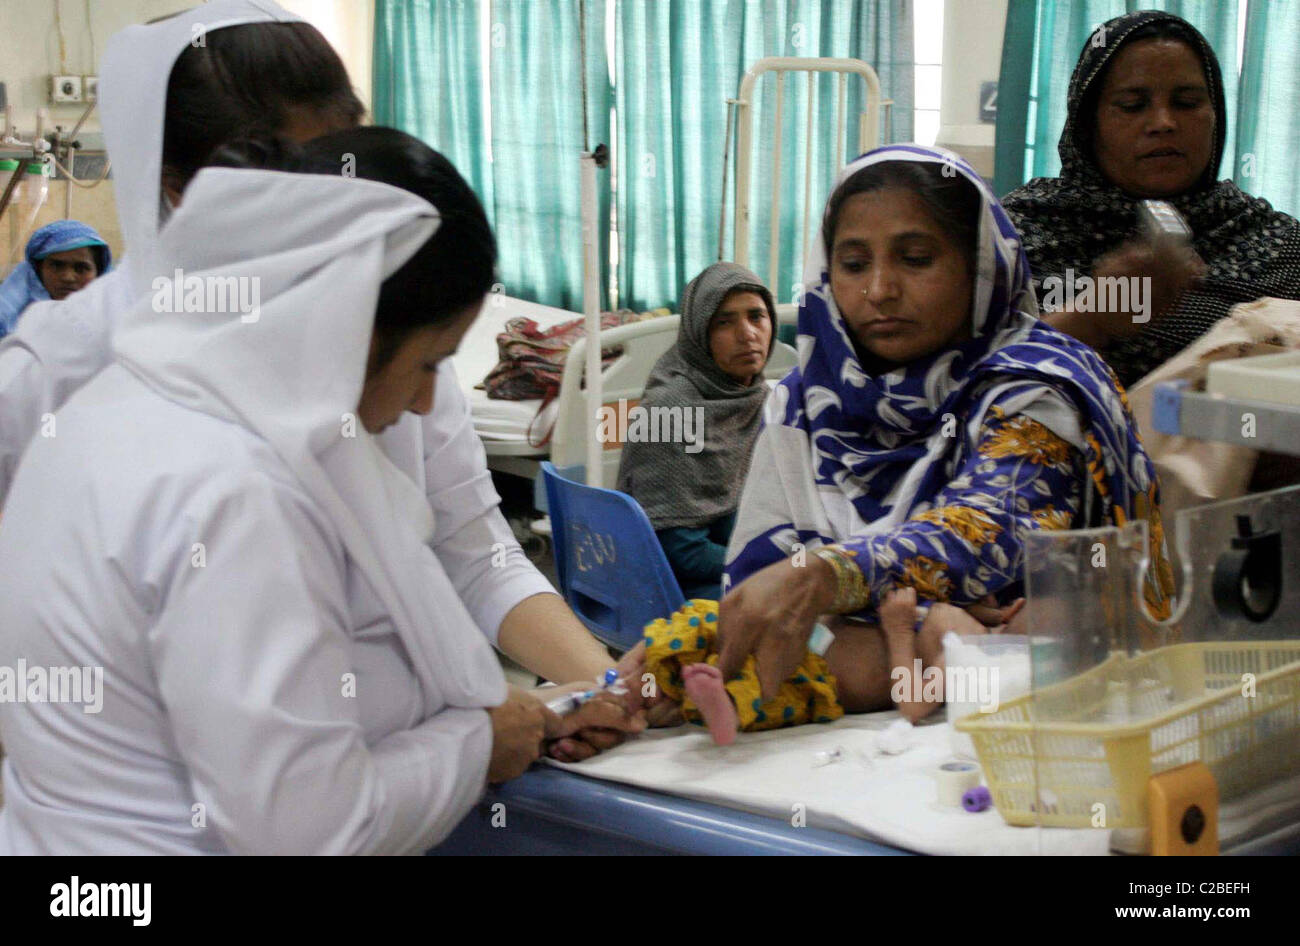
<box><xmin>543</xmin><ymin>668</ymin><xmax>626</xmax><ymax>716</ymax></box>
<box><xmin>544</xmin><ymin>688</ymin><xmax>601</xmax><ymax>716</ymax></box>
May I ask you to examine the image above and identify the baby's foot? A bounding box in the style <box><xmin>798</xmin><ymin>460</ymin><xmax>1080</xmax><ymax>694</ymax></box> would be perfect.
<box><xmin>683</xmin><ymin>663</ymin><xmax>739</xmax><ymax>746</ymax></box>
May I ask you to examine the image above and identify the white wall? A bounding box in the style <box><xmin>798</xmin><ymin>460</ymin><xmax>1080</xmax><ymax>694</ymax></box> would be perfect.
<box><xmin>0</xmin><ymin>0</ymin><xmax>186</xmax><ymax>140</ymax></box>
<box><xmin>935</xmin><ymin>0</ymin><xmax>1007</xmax><ymax>178</ymax></box>
<box><xmin>277</xmin><ymin>0</ymin><xmax>374</xmax><ymax>114</ymax></box>
<box><xmin>0</xmin><ymin>0</ymin><xmax>374</xmax><ymax>263</ymax></box>
<box><xmin>0</xmin><ymin>0</ymin><xmax>374</xmax><ymax>141</ymax></box>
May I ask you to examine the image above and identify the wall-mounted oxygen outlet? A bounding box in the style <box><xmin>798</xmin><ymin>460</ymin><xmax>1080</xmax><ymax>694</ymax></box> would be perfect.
<box><xmin>50</xmin><ymin>75</ymin><xmax>83</xmax><ymax>103</ymax></box>
<box><xmin>83</xmin><ymin>76</ymin><xmax>99</xmax><ymax>102</ymax></box>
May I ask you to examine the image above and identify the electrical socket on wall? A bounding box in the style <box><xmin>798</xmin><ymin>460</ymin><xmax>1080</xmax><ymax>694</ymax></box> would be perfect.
<box><xmin>50</xmin><ymin>75</ymin><xmax>83</xmax><ymax>103</ymax></box>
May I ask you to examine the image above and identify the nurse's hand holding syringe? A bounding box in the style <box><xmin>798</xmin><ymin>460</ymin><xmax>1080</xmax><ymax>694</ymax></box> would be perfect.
<box><xmin>542</xmin><ymin>667</ymin><xmax>627</xmax><ymax>715</ymax></box>
<box><xmin>488</xmin><ymin>681</ymin><xmax>643</xmax><ymax>781</ymax></box>
<box><xmin>537</xmin><ymin>668</ymin><xmax>648</xmax><ymax>763</ymax></box>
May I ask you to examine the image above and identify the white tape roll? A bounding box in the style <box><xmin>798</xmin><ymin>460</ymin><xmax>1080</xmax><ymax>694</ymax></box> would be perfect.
<box><xmin>935</xmin><ymin>761</ymin><xmax>981</xmax><ymax>807</ymax></box>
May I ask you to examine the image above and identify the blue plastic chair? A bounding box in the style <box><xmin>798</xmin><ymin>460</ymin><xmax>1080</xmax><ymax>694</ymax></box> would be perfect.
<box><xmin>541</xmin><ymin>461</ymin><xmax>686</xmax><ymax>652</ymax></box>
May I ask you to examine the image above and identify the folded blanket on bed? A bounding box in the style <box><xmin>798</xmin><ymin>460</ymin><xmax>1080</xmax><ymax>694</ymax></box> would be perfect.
<box><xmin>482</xmin><ymin>308</ymin><xmax>670</xmax><ymax>401</ymax></box>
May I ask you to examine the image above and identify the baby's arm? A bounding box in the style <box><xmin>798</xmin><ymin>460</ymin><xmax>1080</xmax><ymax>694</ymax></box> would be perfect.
<box><xmin>878</xmin><ymin>588</ymin><xmax>939</xmax><ymax>722</ymax></box>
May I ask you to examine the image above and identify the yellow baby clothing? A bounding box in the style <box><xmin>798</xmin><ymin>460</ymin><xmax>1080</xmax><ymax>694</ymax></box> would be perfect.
<box><xmin>643</xmin><ymin>599</ymin><xmax>843</xmax><ymax>732</ymax></box>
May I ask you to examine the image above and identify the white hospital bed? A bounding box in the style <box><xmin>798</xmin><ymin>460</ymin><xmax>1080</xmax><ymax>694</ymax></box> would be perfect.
<box><xmin>451</xmin><ymin>295</ymin><xmax>574</xmax><ymax>462</ymax></box>
<box><xmin>456</xmin><ymin>295</ymin><xmax>797</xmax><ymax>484</ymax></box>
<box><xmin>726</xmin><ymin>57</ymin><xmax>883</xmax><ymax>295</ymax></box>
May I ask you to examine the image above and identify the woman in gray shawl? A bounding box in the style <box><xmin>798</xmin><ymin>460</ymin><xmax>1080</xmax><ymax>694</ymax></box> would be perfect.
<box><xmin>616</xmin><ymin>262</ymin><xmax>776</xmax><ymax>600</ymax></box>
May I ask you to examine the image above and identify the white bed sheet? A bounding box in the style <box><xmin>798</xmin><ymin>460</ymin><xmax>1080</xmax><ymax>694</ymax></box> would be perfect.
<box><xmin>551</xmin><ymin>711</ymin><xmax>1300</xmax><ymax>855</ymax></box>
<box><xmin>551</xmin><ymin>710</ymin><xmax>1109</xmax><ymax>855</ymax></box>
<box><xmin>467</xmin><ymin>389</ymin><xmax>557</xmax><ymax>444</ymax></box>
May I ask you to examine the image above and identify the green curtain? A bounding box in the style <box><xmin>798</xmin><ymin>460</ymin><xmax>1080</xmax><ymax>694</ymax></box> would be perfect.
<box><xmin>375</xmin><ymin>0</ymin><xmax>911</xmax><ymax>311</ymax></box>
<box><xmin>488</xmin><ymin>1</ymin><xmax>611</xmax><ymax>309</ymax></box>
<box><xmin>613</xmin><ymin>0</ymin><xmax>915</xmax><ymax>312</ymax></box>
<box><xmin>1235</xmin><ymin>0</ymin><xmax>1300</xmax><ymax>216</ymax></box>
<box><xmin>375</xmin><ymin>0</ymin><xmax>610</xmax><ymax>310</ymax></box>
<box><xmin>372</xmin><ymin>0</ymin><xmax>493</xmax><ymax>210</ymax></box>
<box><xmin>993</xmin><ymin>0</ymin><xmax>1262</xmax><ymax>203</ymax></box>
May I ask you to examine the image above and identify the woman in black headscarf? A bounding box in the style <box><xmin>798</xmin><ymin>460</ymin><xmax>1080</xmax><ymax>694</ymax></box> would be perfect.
<box><xmin>616</xmin><ymin>263</ymin><xmax>776</xmax><ymax>600</ymax></box>
<box><xmin>1002</xmin><ymin>9</ymin><xmax>1300</xmax><ymax>390</ymax></box>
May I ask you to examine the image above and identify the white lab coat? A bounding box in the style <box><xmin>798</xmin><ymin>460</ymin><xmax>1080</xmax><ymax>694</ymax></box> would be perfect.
<box><xmin>0</xmin><ymin>160</ymin><xmax>525</xmax><ymax>854</ymax></box>
<box><xmin>0</xmin><ymin>368</ymin><xmax>493</xmax><ymax>854</ymax></box>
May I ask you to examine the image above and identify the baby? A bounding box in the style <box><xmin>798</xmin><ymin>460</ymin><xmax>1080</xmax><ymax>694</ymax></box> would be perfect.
<box><xmin>639</xmin><ymin>588</ymin><xmax>1020</xmax><ymax>745</ymax></box>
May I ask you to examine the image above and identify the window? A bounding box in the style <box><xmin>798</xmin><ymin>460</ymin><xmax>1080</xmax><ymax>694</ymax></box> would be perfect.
<box><xmin>913</xmin><ymin>0</ymin><xmax>944</xmax><ymax>145</ymax></box>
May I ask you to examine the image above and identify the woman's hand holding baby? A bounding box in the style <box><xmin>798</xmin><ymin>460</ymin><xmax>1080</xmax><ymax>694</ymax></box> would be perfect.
<box><xmin>716</xmin><ymin>553</ymin><xmax>838</xmax><ymax>701</ymax></box>
<box><xmin>965</xmin><ymin>594</ymin><xmax>1025</xmax><ymax>630</ymax></box>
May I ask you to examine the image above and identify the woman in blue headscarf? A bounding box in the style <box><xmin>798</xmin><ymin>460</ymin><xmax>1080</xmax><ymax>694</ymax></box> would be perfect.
<box><xmin>715</xmin><ymin>145</ymin><xmax>1174</xmax><ymax>704</ymax></box>
<box><xmin>0</xmin><ymin>221</ymin><xmax>111</xmax><ymax>337</ymax></box>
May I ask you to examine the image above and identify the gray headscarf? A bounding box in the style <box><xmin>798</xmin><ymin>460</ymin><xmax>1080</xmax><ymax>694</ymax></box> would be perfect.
<box><xmin>616</xmin><ymin>262</ymin><xmax>776</xmax><ymax>530</ymax></box>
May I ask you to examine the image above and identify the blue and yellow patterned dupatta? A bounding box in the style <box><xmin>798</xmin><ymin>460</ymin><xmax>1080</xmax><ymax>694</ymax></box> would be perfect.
<box><xmin>724</xmin><ymin>145</ymin><xmax>1173</xmax><ymax>617</ymax></box>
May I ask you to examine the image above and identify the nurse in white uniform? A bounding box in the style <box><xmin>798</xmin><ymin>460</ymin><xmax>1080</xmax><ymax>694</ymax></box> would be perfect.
<box><xmin>0</xmin><ymin>0</ymin><xmax>644</xmax><ymax>761</ymax></box>
<box><xmin>0</xmin><ymin>127</ymin><xmax>602</xmax><ymax>855</ymax></box>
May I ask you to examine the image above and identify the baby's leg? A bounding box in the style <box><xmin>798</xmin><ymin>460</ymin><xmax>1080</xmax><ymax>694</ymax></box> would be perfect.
<box><xmin>919</xmin><ymin>601</ymin><xmax>993</xmax><ymax>661</ymax></box>
<box><xmin>682</xmin><ymin>663</ymin><xmax>738</xmax><ymax>745</ymax></box>
<box><xmin>899</xmin><ymin>602</ymin><xmax>1000</xmax><ymax>717</ymax></box>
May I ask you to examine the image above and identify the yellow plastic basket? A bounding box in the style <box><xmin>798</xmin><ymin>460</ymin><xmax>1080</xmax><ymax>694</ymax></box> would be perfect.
<box><xmin>953</xmin><ymin>641</ymin><xmax>1300</xmax><ymax>828</ymax></box>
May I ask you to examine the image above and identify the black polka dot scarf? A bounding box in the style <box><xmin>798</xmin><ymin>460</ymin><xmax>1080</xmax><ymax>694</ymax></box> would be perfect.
<box><xmin>1001</xmin><ymin>9</ymin><xmax>1300</xmax><ymax>389</ymax></box>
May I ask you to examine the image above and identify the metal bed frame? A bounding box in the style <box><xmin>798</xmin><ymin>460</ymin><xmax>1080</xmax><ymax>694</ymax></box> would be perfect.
<box><xmin>723</xmin><ymin>56</ymin><xmax>885</xmax><ymax>304</ymax></box>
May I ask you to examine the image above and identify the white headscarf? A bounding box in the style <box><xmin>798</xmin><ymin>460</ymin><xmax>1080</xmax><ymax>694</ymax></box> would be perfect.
<box><xmin>0</xmin><ymin>2</ymin><xmax>308</xmax><ymax>451</ymax></box>
<box><xmin>114</xmin><ymin>165</ymin><xmax>506</xmax><ymax>712</ymax></box>
<box><xmin>101</xmin><ymin>0</ymin><xmax>306</xmax><ymax>276</ymax></box>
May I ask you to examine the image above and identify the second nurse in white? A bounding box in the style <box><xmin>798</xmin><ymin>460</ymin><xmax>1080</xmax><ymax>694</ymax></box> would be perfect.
<box><xmin>0</xmin><ymin>129</ymin><xmax>574</xmax><ymax>854</ymax></box>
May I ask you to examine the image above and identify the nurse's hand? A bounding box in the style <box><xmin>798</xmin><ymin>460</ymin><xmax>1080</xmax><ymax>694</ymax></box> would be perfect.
<box><xmin>487</xmin><ymin>685</ymin><xmax>548</xmax><ymax>783</ymax></box>
<box><xmin>541</xmin><ymin>687</ymin><xmax>647</xmax><ymax>763</ymax></box>
<box><xmin>716</xmin><ymin>555</ymin><xmax>838</xmax><ymax>701</ymax></box>
<box><xmin>602</xmin><ymin>641</ymin><xmax>676</xmax><ymax>723</ymax></box>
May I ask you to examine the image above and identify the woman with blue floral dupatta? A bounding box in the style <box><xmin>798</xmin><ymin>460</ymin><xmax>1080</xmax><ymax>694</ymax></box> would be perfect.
<box><xmin>711</xmin><ymin>145</ymin><xmax>1174</xmax><ymax>713</ymax></box>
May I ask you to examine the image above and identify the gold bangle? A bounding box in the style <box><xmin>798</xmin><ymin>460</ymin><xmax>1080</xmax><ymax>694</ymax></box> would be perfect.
<box><xmin>812</xmin><ymin>545</ymin><xmax>871</xmax><ymax>614</ymax></box>
<box><xmin>832</xmin><ymin>546</ymin><xmax>871</xmax><ymax>612</ymax></box>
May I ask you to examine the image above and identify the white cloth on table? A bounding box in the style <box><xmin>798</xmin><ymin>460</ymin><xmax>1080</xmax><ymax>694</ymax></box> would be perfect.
<box><xmin>551</xmin><ymin>712</ymin><xmax>1111</xmax><ymax>855</ymax></box>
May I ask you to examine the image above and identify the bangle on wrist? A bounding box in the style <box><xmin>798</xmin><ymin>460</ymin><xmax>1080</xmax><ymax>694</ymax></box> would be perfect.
<box><xmin>811</xmin><ymin>544</ymin><xmax>871</xmax><ymax>614</ymax></box>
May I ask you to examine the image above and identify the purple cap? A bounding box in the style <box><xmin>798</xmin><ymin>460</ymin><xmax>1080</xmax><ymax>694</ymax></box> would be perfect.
<box><xmin>962</xmin><ymin>786</ymin><xmax>992</xmax><ymax>813</ymax></box>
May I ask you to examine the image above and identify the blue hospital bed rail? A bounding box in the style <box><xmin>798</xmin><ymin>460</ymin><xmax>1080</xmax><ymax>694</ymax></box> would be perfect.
<box><xmin>431</xmin><ymin>767</ymin><xmax>911</xmax><ymax>856</ymax></box>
